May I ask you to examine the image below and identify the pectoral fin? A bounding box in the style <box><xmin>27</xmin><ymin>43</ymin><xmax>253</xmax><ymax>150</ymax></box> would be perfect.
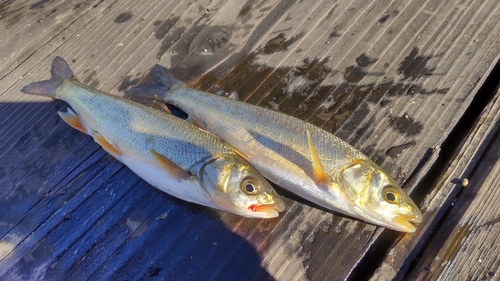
<box><xmin>306</xmin><ymin>129</ymin><xmax>331</xmax><ymax>187</ymax></box>
<box><xmin>151</xmin><ymin>149</ymin><xmax>191</xmax><ymax>182</ymax></box>
<box><xmin>226</xmin><ymin>143</ymin><xmax>252</xmax><ymax>162</ymax></box>
<box><xmin>186</xmin><ymin>115</ymin><xmax>207</xmax><ymax>131</ymax></box>
<box><xmin>58</xmin><ymin>108</ymin><xmax>87</xmax><ymax>134</ymax></box>
<box><xmin>93</xmin><ymin>132</ymin><xmax>122</xmax><ymax>156</ymax></box>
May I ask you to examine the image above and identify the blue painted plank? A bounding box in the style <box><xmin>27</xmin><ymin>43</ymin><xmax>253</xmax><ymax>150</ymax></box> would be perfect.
<box><xmin>87</xmin><ymin>197</ymin><xmax>203</xmax><ymax>280</ymax></box>
<box><xmin>63</xmin><ymin>182</ymin><xmax>169</xmax><ymax>280</ymax></box>
<box><xmin>0</xmin><ymin>155</ymin><xmax>123</xmax><ymax>279</ymax></box>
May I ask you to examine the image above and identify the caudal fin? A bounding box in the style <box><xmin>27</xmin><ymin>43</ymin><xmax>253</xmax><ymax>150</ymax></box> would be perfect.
<box><xmin>124</xmin><ymin>64</ymin><xmax>183</xmax><ymax>100</ymax></box>
<box><xmin>21</xmin><ymin>56</ymin><xmax>74</xmax><ymax>96</ymax></box>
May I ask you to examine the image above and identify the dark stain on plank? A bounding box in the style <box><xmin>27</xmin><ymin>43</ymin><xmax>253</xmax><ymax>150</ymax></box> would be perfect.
<box><xmin>378</xmin><ymin>14</ymin><xmax>390</xmax><ymax>23</ymax></box>
<box><xmin>398</xmin><ymin>47</ymin><xmax>435</xmax><ymax>80</ymax></box>
<box><xmin>188</xmin><ymin>25</ymin><xmax>232</xmax><ymax>54</ymax></box>
<box><xmin>73</xmin><ymin>3</ymin><xmax>84</xmax><ymax>9</ymax></box>
<box><xmin>153</xmin><ymin>17</ymin><xmax>185</xmax><ymax>59</ymax></box>
<box><xmin>390</xmin><ymin>114</ymin><xmax>423</xmax><ymax>137</ymax></box>
<box><xmin>356</xmin><ymin>53</ymin><xmax>378</xmax><ymax>67</ymax></box>
<box><xmin>263</xmin><ymin>32</ymin><xmax>303</xmax><ymax>54</ymax></box>
<box><xmin>239</xmin><ymin>3</ymin><xmax>253</xmax><ymax>17</ymax></box>
<box><xmin>378</xmin><ymin>10</ymin><xmax>399</xmax><ymax>24</ymax></box>
<box><xmin>114</xmin><ymin>12</ymin><xmax>133</xmax><ymax>24</ymax></box>
<box><xmin>118</xmin><ymin>74</ymin><xmax>141</xmax><ymax>91</ymax></box>
<box><xmin>329</xmin><ymin>31</ymin><xmax>341</xmax><ymax>38</ymax></box>
<box><xmin>30</xmin><ymin>0</ymin><xmax>50</xmax><ymax>9</ymax></box>
<box><xmin>386</xmin><ymin>141</ymin><xmax>417</xmax><ymax>158</ymax></box>
<box><xmin>82</xmin><ymin>70</ymin><xmax>100</xmax><ymax>88</ymax></box>
<box><xmin>0</xmin><ymin>0</ymin><xmax>24</xmax><ymax>29</ymax></box>
<box><xmin>344</xmin><ymin>65</ymin><xmax>368</xmax><ymax>83</ymax></box>
<box><xmin>46</xmin><ymin>8</ymin><xmax>57</xmax><ymax>17</ymax></box>
<box><xmin>148</xmin><ymin>266</ymin><xmax>162</xmax><ymax>277</ymax></box>
<box><xmin>344</xmin><ymin>53</ymin><xmax>378</xmax><ymax>82</ymax></box>
<box><xmin>154</xmin><ymin>17</ymin><xmax>179</xmax><ymax>39</ymax></box>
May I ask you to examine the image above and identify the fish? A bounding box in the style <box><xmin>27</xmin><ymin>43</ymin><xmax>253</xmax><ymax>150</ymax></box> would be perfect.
<box><xmin>125</xmin><ymin>65</ymin><xmax>423</xmax><ymax>232</ymax></box>
<box><xmin>21</xmin><ymin>57</ymin><xmax>285</xmax><ymax>218</ymax></box>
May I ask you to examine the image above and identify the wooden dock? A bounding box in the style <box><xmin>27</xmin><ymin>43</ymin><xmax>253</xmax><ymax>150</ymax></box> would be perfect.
<box><xmin>1</xmin><ymin>0</ymin><xmax>500</xmax><ymax>280</ymax></box>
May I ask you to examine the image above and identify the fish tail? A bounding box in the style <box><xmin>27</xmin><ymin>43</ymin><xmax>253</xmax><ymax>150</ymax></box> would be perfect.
<box><xmin>21</xmin><ymin>56</ymin><xmax>74</xmax><ymax>97</ymax></box>
<box><xmin>125</xmin><ymin>64</ymin><xmax>182</xmax><ymax>100</ymax></box>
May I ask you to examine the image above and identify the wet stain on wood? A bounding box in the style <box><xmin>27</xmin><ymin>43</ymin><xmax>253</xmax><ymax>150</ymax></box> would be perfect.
<box><xmin>188</xmin><ymin>25</ymin><xmax>232</xmax><ymax>54</ymax></box>
<box><xmin>154</xmin><ymin>17</ymin><xmax>185</xmax><ymax>59</ymax></box>
<box><xmin>82</xmin><ymin>70</ymin><xmax>99</xmax><ymax>88</ymax></box>
<box><xmin>0</xmin><ymin>0</ymin><xmax>24</xmax><ymax>29</ymax></box>
<box><xmin>398</xmin><ymin>47</ymin><xmax>435</xmax><ymax>80</ymax></box>
<box><xmin>30</xmin><ymin>0</ymin><xmax>50</xmax><ymax>10</ymax></box>
<box><xmin>263</xmin><ymin>32</ymin><xmax>303</xmax><ymax>54</ymax></box>
<box><xmin>239</xmin><ymin>3</ymin><xmax>253</xmax><ymax>17</ymax></box>
<box><xmin>387</xmin><ymin>141</ymin><xmax>416</xmax><ymax>158</ymax></box>
<box><xmin>114</xmin><ymin>12</ymin><xmax>133</xmax><ymax>24</ymax></box>
<box><xmin>118</xmin><ymin>75</ymin><xmax>141</xmax><ymax>91</ymax></box>
<box><xmin>390</xmin><ymin>114</ymin><xmax>423</xmax><ymax>136</ymax></box>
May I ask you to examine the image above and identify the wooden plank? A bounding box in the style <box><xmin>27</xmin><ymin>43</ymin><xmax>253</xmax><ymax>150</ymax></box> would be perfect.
<box><xmin>0</xmin><ymin>0</ymin><xmax>500</xmax><ymax>280</ymax></box>
<box><xmin>401</xmin><ymin>88</ymin><xmax>500</xmax><ymax>280</ymax></box>
<box><xmin>372</xmin><ymin>79</ymin><xmax>500</xmax><ymax>280</ymax></box>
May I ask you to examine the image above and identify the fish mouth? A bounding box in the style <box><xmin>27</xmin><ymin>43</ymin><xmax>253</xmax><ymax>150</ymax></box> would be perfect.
<box><xmin>393</xmin><ymin>211</ymin><xmax>423</xmax><ymax>233</ymax></box>
<box><xmin>248</xmin><ymin>201</ymin><xmax>286</xmax><ymax>218</ymax></box>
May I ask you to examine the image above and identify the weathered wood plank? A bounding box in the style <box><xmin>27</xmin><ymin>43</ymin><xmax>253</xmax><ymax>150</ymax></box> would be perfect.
<box><xmin>403</xmin><ymin>88</ymin><xmax>500</xmax><ymax>280</ymax></box>
<box><xmin>372</xmin><ymin>77</ymin><xmax>500</xmax><ymax>280</ymax></box>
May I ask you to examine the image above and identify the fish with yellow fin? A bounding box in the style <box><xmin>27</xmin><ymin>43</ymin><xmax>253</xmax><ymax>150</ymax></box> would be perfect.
<box><xmin>21</xmin><ymin>57</ymin><xmax>285</xmax><ymax>218</ymax></box>
<box><xmin>125</xmin><ymin>65</ymin><xmax>423</xmax><ymax>232</ymax></box>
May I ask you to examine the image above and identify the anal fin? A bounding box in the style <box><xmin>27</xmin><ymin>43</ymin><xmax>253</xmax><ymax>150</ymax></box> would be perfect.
<box><xmin>306</xmin><ymin>129</ymin><xmax>332</xmax><ymax>187</ymax></box>
<box><xmin>93</xmin><ymin>132</ymin><xmax>122</xmax><ymax>156</ymax></box>
<box><xmin>58</xmin><ymin>108</ymin><xmax>86</xmax><ymax>134</ymax></box>
<box><xmin>151</xmin><ymin>149</ymin><xmax>191</xmax><ymax>182</ymax></box>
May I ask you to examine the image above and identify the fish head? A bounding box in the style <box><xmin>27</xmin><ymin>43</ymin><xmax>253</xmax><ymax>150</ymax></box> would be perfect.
<box><xmin>199</xmin><ymin>154</ymin><xmax>285</xmax><ymax>218</ymax></box>
<box><xmin>338</xmin><ymin>159</ymin><xmax>423</xmax><ymax>232</ymax></box>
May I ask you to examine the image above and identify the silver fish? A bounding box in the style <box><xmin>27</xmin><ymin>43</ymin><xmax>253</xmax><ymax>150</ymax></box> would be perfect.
<box><xmin>125</xmin><ymin>65</ymin><xmax>423</xmax><ymax>232</ymax></box>
<box><xmin>21</xmin><ymin>57</ymin><xmax>285</xmax><ymax>218</ymax></box>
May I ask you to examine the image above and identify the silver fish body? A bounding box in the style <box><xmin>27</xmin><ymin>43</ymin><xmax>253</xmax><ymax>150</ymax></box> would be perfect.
<box><xmin>126</xmin><ymin>65</ymin><xmax>423</xmax><ymax>232</ymax></box>
<box><xmin>21</xmin><ymin>57</ymin><xmax>285</xmax><ymax>218</ymax></box>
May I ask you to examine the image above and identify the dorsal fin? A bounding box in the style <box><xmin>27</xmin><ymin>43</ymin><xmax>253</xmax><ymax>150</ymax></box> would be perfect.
<box><xmin>306</xmin><ymin>129</ymin><xmax>331</xmax><ymax>187</ymax></box>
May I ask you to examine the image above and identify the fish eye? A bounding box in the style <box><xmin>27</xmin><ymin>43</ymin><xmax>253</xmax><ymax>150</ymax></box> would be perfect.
<box><xmin>382</xmin><ymin>185</ymin><xmax>401</xmax><ymax>204</ymax></box>
<box><xmin>245</xmin><ymin>183</ymin><xmax>255</xmax><ymax>193</ymax></box>
<box><xmin>385</xmin><ymin>192</ymin><xmax>396</xmax><ymax>202</ymax></box>
<box><xmin>241</xmin><ymin>177</ymin><xmax>260</xmax><ymax>195</ymax></box>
